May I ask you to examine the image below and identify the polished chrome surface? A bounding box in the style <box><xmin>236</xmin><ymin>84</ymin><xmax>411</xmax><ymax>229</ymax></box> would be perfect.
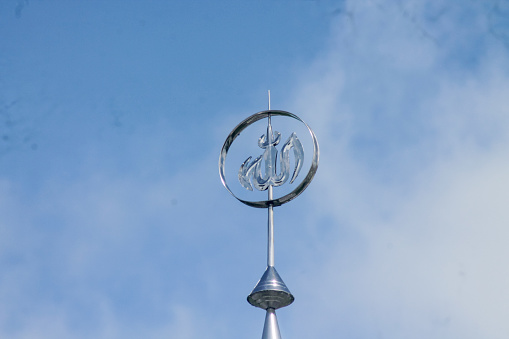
<box><xmin>238</xmin><ymin>129</ymin><xmax>304</xmax><ymax>191</ymax></box>
<box><xmin>262</xmin><ymin>308</ymin><xmax>282</xmax><ymax>339</ymax></box>
<box><xmin>267</xmin><ymin>115</ymin><xmax>275</xmax><ymax>267</ymax></box>
<box><xmin>219</xmin><ymin>107</ymin><xmax>318</xmax><ymax>338</ymax></box>
<box><xmin>267</xmin><ymin>203</ymin><xmax>274</xmax><ymax>267</ymax></box>
<box><xmin>248</xmin><ymin>266</ymin><xmax>294</xmax><ymax>310</ymax></box>
<box><xmin>219</xmin><ymin>110</ymin><xmax>319</xmax><ymax>208</ymax></box>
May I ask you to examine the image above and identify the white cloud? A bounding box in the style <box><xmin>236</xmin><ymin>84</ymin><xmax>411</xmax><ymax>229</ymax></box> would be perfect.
<box><xmin>281</xmin><ymin>1</ymin><xmax>509</xmax><ymax>338</ymax></box>
<box><xmin>2</xmin><ymin>1</ymin><xmax>509</xmax><ymax>338</ymax></box>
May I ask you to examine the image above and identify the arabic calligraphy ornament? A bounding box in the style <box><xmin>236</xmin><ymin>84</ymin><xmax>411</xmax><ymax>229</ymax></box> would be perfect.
<box><xmin>219</xmin><ymin>110</ymin><xmax>319</xmax><ymax>208</ymax></box>
<box><xmin>219</xmin><ymin>106</ymin><xmax>319</xmax><ymax>339</ymax></box>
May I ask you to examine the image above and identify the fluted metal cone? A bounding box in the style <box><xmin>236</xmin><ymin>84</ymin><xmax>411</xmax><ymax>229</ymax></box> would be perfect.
<box><xmin>262</xmin><ymin>308</ymin><xmax>282</xmax><ymax>339</ymax></box>
<box><xmin>248</xmin><ymin>266</ymin><xmax>294</xmax><ymax>310</ymax></box>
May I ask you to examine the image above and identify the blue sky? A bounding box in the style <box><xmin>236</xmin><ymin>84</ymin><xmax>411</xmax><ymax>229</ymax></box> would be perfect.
<box><xmin>1</xmin><ymin>0</ymin><xmax>509</xmax><ymax>338</ymax></box>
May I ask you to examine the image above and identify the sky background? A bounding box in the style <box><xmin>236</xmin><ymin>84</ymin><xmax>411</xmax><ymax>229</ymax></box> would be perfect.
<box><xmin>1</xmin><ymin>0</ymin><xmax>509</xmax><ymax>338</ymax></box>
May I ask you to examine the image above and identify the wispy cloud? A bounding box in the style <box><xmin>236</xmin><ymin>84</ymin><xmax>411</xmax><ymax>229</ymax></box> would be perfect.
<box><xmin>281</xmin><ymin>1</ymin><xmax>509</xmax><ymax>338</ymax></box>
<box><xmin>2</xmin><ymin>1</ymin><xmax>509</xmax><ymax>338</ymax></box>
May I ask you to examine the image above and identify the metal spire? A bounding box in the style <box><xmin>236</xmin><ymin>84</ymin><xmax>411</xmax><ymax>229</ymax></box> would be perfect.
<box><xmin>219</xmin><ymin>95</ymin><xmax>320</xmax><ymax>339</ymax></box>
<box><xmin>246</xmin><ymin>91</ymin><xmax>293</xmax><ymax>338</ymax></box>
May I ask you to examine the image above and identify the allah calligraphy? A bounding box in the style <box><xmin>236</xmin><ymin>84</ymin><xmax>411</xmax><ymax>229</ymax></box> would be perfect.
<box><xmin>238</xmin><ymin>122</ymin><xmax>304</xmax><ymax>191</ymax></box>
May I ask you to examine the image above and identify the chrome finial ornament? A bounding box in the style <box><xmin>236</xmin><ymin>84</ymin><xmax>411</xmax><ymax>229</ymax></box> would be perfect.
<box><xmin>238</xmin><ymin>126</ymin><xmax>304</xmax><ymax>191</ymax></box>
<box><xmin>219</xmin><ymin>94</ymin><xmax>319</xmax><ymax>339</ymax></box>
<box><xmin>219</xmin><ymin>111</ymin><xmax>319</xmax><ymax>208</ymax></box>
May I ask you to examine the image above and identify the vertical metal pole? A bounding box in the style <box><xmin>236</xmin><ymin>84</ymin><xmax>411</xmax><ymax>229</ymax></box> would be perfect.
<box><xmin>267</xmin><ymin>92</ymin><xmax>275</xmax><ymax>267</ymax></box>
<box><xmin>268</xmin><ymin>189</ymin><xmax>274</xmax><ymax>267</ymax></box>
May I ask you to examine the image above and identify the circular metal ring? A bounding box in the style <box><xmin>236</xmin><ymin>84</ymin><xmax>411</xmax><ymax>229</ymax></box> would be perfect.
<box><xmin>219</xmin><ymin>110</ymin><xmax>319</xmax><ymax>208</ymax></box>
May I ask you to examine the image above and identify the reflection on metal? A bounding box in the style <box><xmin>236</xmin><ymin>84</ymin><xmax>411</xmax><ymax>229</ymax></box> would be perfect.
<box><xmin>219</xmin><ymin>105</ymin><xmax>319</xmax><ymax>339</ymax></box>
<box><xmin>219</xmin><ymin>110</ymin><xmax>319</xmax><ymax>208</ymax></box>
<box><xmin>238</xmin><ymin>126</ymin><xmax>304</xmax><ymax>191</ymax></box>
<box><xmin>248</xmin><ymin>266</ymin><xmax>294</xmax><ymax>310</ymax></box>
<box><xmin>262</xmin><ymin>309</ymin><xmax>282</xmax><ymax>339</ymax></box>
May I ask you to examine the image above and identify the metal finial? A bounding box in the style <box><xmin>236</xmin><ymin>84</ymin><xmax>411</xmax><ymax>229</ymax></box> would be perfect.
<box><xmin>219</xmin><ymin>110</ymin><xmax>319</xmax><ymax>208</ymax></box>
<box><xmin>219</xmin><ymin>106</ymin><xmax>319</xmax><ymax>339</ymax></box>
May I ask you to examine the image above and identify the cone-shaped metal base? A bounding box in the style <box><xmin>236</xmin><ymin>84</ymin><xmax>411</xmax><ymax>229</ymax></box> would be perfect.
<box><xmin>248</xmin><ymin>266</ymin><xmax>294</xmax><ymax>310</ymax></box>
<box><xmin>262</xmin><ymin>308</ymin><xmax>282</xmax><ymax>339</ymax></box>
